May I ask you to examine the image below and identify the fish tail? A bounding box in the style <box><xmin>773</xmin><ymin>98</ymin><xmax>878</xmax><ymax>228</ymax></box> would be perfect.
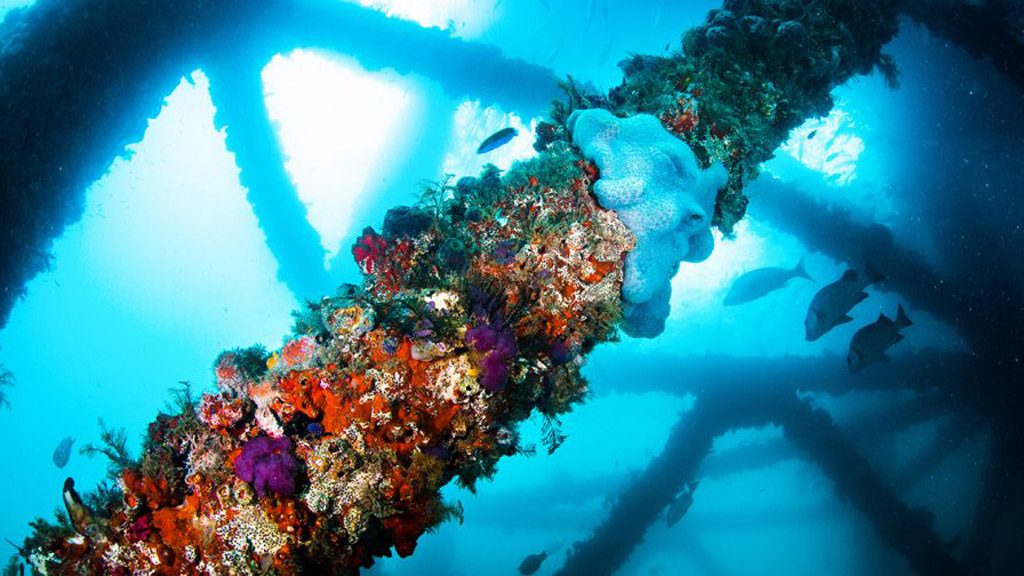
<box><xmin>895</xmin><ymin>304</ymin><xmax>913</xmax><ymax>328</ymax></box>
<box><xmin>793</xmin><ymin>257</ymin><xmax>812</xmax><ymax>281</ymax></box>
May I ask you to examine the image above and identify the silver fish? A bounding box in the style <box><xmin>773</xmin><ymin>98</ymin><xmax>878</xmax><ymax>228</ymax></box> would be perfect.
<box><xmin>723</xmin><ymin>258</ymin><xmax>811</xmax><ymax>306</ymax></box>
<box><xmin>805</xmin><ymin>268</ymin><xmax>878</xmax><ymax>341</ymax></box>
<box><xmin>518</xmin><ymin>551</ymin><xmax>548</xmax><ymax>575</ymax></box>
<box><xmin>52</xmin><ymin>435</ymin><xmax>75</xmax><ymax>469</ymax></box>
<box><xmin>847</xmin><ymin>305</ymin><xmax>912</xmax><ymax>372</ymax></box>
<box><xmin>666</xmin><ymin>480</ymin><xmax>699</xmax><ymax>528</ymax></box>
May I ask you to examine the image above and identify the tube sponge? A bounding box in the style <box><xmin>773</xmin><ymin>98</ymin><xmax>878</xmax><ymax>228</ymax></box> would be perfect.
<box><xmin>569</xmin><ymin>109</ymin><xmax>727</xmax><ymax>337</ymax></box>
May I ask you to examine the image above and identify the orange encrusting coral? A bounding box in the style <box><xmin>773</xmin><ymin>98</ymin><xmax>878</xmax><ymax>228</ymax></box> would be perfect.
<box><xmin>24</xmin><ymin>150</ymin><xmax>633</xmax><ymax>575</ymax></box>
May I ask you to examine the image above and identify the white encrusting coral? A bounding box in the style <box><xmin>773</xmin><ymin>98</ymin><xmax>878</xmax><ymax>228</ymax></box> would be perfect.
<box><xmin>569</xmin><ymin>109</ymin><xmax>728</xmax><ymax>337</ymax></box>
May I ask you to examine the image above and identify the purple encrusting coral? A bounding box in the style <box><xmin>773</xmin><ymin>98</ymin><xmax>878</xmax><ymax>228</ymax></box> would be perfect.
<box><xmin>234</xmin><ymin>436</ymin><xmax>300</xmax><ymax>498</ymax></box>
<box><xmin>466</xmin><ymin>321</ymin><xmax>518</xmax><ymax>391</ymax></box>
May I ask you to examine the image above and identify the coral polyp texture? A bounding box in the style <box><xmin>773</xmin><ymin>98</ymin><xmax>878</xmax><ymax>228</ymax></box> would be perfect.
<box><xmin>18</xmin><ymin>148</ymin><xmax>634</xmax><ymax>575</ymax></box>
<box><xmin>569</xmin><ymin>109</ymin><xmax>727</xmax><ymax>337</ymax></box>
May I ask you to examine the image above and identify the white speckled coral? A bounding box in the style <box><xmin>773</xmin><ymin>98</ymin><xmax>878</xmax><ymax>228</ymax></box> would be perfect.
<box><xmin>569</xmin><ymin>109</ymin><xmax>728</xmax><ymax>337</ymax></box>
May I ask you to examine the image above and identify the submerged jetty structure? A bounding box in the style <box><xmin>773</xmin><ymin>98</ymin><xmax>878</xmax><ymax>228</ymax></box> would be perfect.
<box><xmin>2</xmin><ymin>0</ymin><xmax>1023</xmax><ymax>574</ymax></box>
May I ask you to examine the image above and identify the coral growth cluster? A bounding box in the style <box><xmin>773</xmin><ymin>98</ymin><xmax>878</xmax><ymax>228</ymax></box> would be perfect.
<box><xmin>541</xmin><ymin>0</ymin><xmax>901</xmax><ymax>234</ymax></box>
<box><xmin>17</xmin><ymin>147</ymin><xmax>632</xmax><ymax>575</ymax></box>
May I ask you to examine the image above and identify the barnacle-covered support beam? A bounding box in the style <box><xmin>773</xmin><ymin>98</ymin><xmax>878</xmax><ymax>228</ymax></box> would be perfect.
<box><xmin>555</xmin><ymin>386</ymin><xmax>791</xmax><ymax>576</ymax></box>
<box><xmin>204</xmin><ymin>55</ymin><xmax>335</xmax><ymax>301</ymax></box>
<box><xmin>775</xmin><ymin>393</ymin><xmax>966</xmax><ymax>576</ymax></box>
<box><xmin>587</xmin><ymin>350</ymin><xmax>976</xmax><ymax>397</ymax></box>
<box><xmin>557</xmin><ymin>385</ymin><xmax>966</xmax><ymax>576</ymax></box>
<box><xmin>0</xmin><ymin>0</ymin><xmax>560</xmax><ymax>329</ymax></box>
<box><xmin>900</xmin><ymin>0</ymin><xmax>1024</xmax><ymax>92</ymax></box>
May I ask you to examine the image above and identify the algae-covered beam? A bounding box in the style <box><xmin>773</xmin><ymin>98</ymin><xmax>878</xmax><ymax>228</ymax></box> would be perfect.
<box><xmin>900</xmin><ymin>0</ymin><xmax>1024</xmax><ymax>92</ymax></box>
<box><xmin>586</xmin><ymin>351</ymin><xmax>975</xmax><ymax>398</ymax></box>
<box><xmin>203</xmin><ymin>56</ymin><xmax>335</xmax><ymax>301</ymax></box>
<box><xmin>555</xmin><ymin>386</ymin><xmax>782</xmax><ymax>576</ymax></box>
<box><xmin>777</xmin><ymin>393</ymin><xmax>965</xmax><ymax>576</ymax></box>
<box><xmin>0</xmin><ymin>0</ymin><xmax>560</xmax><ymax>328</ymax></box>
<box><xmin>556</xmin><ymin>386</ymin><xmax>965</xmax><ymax>576</ymax></box>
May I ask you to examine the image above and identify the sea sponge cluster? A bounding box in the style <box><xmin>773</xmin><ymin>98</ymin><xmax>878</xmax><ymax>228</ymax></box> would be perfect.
<box><xmin>594</xmin><ymin>0</ymin><xmax>901</xmax><ymax>233</ymax></box>
<box><xmin>569</xmin><ymin>109</ymin><xmax>727</xmax><ymax>337</ymax></box>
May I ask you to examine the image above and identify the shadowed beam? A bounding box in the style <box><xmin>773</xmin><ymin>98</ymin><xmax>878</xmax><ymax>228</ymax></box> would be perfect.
<box><xmin>777</xmin><ymin>393</ymin><xmax>965</xmax><ymax>576</ymax></box>
<box><xmin>841</xmin><ymin>392</ymin><xmax>965</xmax><ymax>444</ymax></box>
<box><xmin>239</xmin><ymin>0</ymin><xmax>559</xmax><ymax>116</ymax></box>
<box><xmin>554</xmin><ymin>386</ymin><xmax>793</xmax><ymax>576</ymax></box>
<box><xmin>0</xmin><ymin>0</ymin><xmax>561</xmax><ymax>329</ymax></box>
<box><xmin>585</xmin><ymin>351</ymin><xmax>975</xmax><ymax>398</ymax></box>
<box><xmin>900</xmin><ymin>0</ymin><xmax>1024</xmax><ymax>93</ymax></box>
<box><xmin>891</xmin><ymin>417</ymin><xmax>983</xmax><ymax>492</ymax></box>
<box><xmin>746</xmin><ymin>176</ymin><xmax>973</xmax><ymax>336</ymax></box>
<box><xmin>555</xmin><ymin>384</ymin><xmax>965</xmax><ymax>576</ymax></box>
<box><xmin>204</xmin><ymin>56</ymin><xmax>334</xmax><ymax>301</ymax></box>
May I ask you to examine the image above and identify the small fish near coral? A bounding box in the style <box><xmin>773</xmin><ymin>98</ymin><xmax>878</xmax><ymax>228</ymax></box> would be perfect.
<box><xmin>477</xmin><ymin>127</ymin><xmax>518</xmax><ymax>154</ymax></box>
<box><xmin>62</xmin><ymin>477</ymin><xmax>92</xmax><ymax>537</ymax></box>
<box><xmin>51</xmin><ymin>435</ymin><xmax>75</xmax><ymax>469</ymax></box>
<box><xmin>805</xmin><ymin>268</ymin><xmax>881</xmax><ymax>342</ymax></box>
<box><xmin>723</xmin><ymin>257</ymin><xmax>811</xmax><ymax>306</ymax></box>
<box><xmin>847</xmin><ymin>305</ymin><xmax>913</xmax><ymax>372</ymax></box>
<box><xmin>518</xmin><ymin>550</ymin><xmax>549</xmax><ymax>575</ymax></box>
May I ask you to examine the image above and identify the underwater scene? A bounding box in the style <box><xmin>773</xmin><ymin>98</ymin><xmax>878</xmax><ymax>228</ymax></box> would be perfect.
<box><xmin>1</xmin><ymin>0</ymin><xmax>1023</xmax><ymax>574</ymax></box>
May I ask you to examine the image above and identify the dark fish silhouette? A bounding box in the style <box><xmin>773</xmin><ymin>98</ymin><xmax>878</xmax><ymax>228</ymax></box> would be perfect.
<box><xmin>477</xmin><ymin>127</ymin><xmax>518</xmax><ymax>154</ymax></box>
<box><xmin>805</xmin><ymin>268</ymin><xmax>879</xmax><ymax>341</ymax></box>
<box><xmin>52</xmin><ymin>435</ymin><xmax>75</xmax><ymax>469</ymax></box>
<box><xmin>847</xmin><ymin>305</ymin><xmax>912</xmax><ymax>372</ymax></box>
<box><xmin>518</xmin><ymin>551</ymin><xmax>548</xmax><ymax>575</ymax></box>
<box><xmin>666</xmin><ymin>480</ymin><xmax>699</xmax><ymax>527</ymax></box>
<box><xmin>807</xmin><ymin>129</ymin><xmax>818</xmax><ymax>140</ymax></box>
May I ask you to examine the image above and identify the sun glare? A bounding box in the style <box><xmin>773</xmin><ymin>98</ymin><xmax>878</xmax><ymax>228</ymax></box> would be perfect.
<box><xmin>345</xmin><ymin>0</ymin><xmax>497</xmax><ymax>38</ymax></box>
<box><xmin>781</xmin><ymin>107</ymin><xmax>864</xmax><ymax>186</ymax></box>
<box><xmin>263</xmin><ymin>50</ymin><xmax>419</xmax><ymax>264</ymax></box>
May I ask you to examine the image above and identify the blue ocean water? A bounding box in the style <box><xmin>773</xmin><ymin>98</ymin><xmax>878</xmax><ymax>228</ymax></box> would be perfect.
<box><xmin>1</xmin><ymin>1</ymin><xmax>1022</xmax><ymax>574</ymax></box>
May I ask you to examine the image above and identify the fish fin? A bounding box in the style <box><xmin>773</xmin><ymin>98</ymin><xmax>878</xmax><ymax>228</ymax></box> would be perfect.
<box><xmin>837</xmin><ymin>315</ymin><xmax>854</xmax><ymax>325</ymax></box>
<box><xmin>896</xmin><ymin>304</ymin><xmax>913</xmax><ymax>328</ymax></box>
<box><xmin>857</xmin><ymin>292</ymin><xmax>869</xmax><ymax>303</ymax></box>
<box><xmin>877</xmin><ymin>312</ymin><xmax>890</xmax><ymax>323</ymax></box>
<box><xmin>894</xmin><ymin>334</ymin><xmax>905</xmax><ymax>343</ymax></box>
<box><xmin>841</xmin><ymin>269</ymin><xmax>859</xmax><ymax>281</ymax></box>
<box><xmin>793</xmin><ymin>257</ymin><xmax>812</xmax><ymax>281</ymax></box>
